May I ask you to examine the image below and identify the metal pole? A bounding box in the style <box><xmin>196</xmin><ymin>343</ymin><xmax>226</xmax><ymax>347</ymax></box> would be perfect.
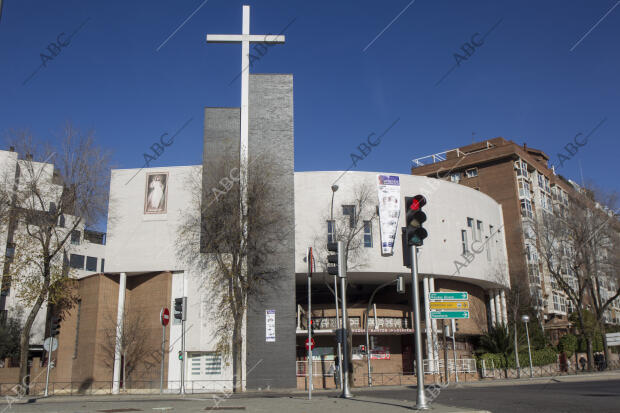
<box><xmin>334</xmin><ymin>274</ymin><xmax>343</xmax><ymax>390</ymax></box>
<box><xmin>307</xmin><ymin>247</ymin><xmax>313</xmax><ymax>399</ymax></box>
<box><xmin>339</xmin><ymin>276</ymin><xmax>352</xmax><ymax>398</ymax></box>
<box><xmin>330</xmin><ymin>185</ymin><xmax>344</xmax><ymax>390</ymax></box>
<box><xmin>525</xmin><ymin>321</ymin><xmax>533</xmax><ymax>378</ymax></box>
<box><xmin>160</xmin><ymin>323</ymin><xmax>165</xmax><ymax>394</ymax></box>
<box><xmin>339</xmin><ymin>241</ymin><xmax>352</xmax><ymax>398</ymax></box>
<box><xmin>451</xmin><ymin>319</ymin><xmax>458</xmax><ymax>383</ymax></box>
<box><xmin>181</xmin><ymin>319</ymin><xmax>185</xmax><ymax>395</ymax></box>
<box><xmin>411</xmin><ymin>245</ymin><xmax>429</xmax><ymax>409</ymax></box>
<box><xmin>44</xmin><ymin>316</ymin><xmax>53</xmax><ymax>397</ymax></box>
<box><xmin>442</xmin><ymin>320</ymin><xmax>449</xmax><ymax>385</ymax></box>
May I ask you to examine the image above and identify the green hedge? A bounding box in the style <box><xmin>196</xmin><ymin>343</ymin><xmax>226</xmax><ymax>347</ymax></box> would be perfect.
<box><xmin>477</xmin><ymin>347</ymin><xmax>558</xmax><ymax>369</ymax></box>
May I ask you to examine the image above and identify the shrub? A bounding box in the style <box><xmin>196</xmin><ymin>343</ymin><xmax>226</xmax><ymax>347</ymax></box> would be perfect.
<box><xmin>477</xmin><ymin>347</ymin><xmax>558</xmax><ymax>369</ymax></box>
<box><xmin>558</xmin><ymin>334</ymin><xmax>578</xmax><ymax>358</ymax></box>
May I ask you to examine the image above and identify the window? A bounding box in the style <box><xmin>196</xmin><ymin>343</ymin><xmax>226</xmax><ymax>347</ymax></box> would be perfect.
<box><xmin>49</xmin><ymin>202</ymin><xmax>56</xmax><ymax>213</ymax></box>
<box><xmin>58</xmin><ymin>215</ymin><xmax>65</xmax><ymax>227</ymax></box>
<box><xmin>101</xmin><ymin>258</ymin><xmax>105</xmax><ymax>273</ymax></box>
<box><xmin>520</xmin><ymin>199</ymin><xmax>533</xmax><ymax>218</ymax></box>
<box><xmin>342</xmin><ymin>205</ymin><xmax>356</xmax><ymax>228</ymax></box>
<box><xmin>189</xmin><ymin>352</ymin><xmax>222</xmax><ymax>376</ymax></box>
<box><xmin>70</xmin><ymin>230</ymin><xmax>81</xmax><ymax>245</ymax></box>
<box><xmin>450</xmin><ymin>172</ymin><xmax>461</xmax><ymax>183</ymax></box>
<box><xmin>515</xmin><ymin>160</ymin><xmax>529</xmax><ymax>178</ymax></box>
<box><xmin>363</xmin><ymin>221</ymin><xmax>372</xmax><ymax>248</ymax></box>
<box><xmin>465</xmin><ymin>168</ymin><xmax>478</xmax><ymax>178</ymax></box>
<box><xmin>553</xmin><ymin>294</ymin><xmax>560</xmax><ymax>311</ymax></box>
<box><xmin>327</xmin><ymin>220</ymin><xmax>335</xmax><ymax>244</ymax></box>
<box><xmin>538</xmin><ymin>173</ymin><xmax>544</xmax><ymax>188</ymax></box>
<box><xmin>69</xmin><ymin>254</ymin><xmax>85</xmax><ymax>270</ymax></box>
<box><xmin>518</xmin><ymin>178</ymin><xmax>530</xmax><ymax>198</ymax></box>
<box><xmin>539</xmin><ymin>191</ymin><xmax>547</xmax><ymax>210</ymax></box>
<box><xmin>476</xmin><ymin>220</ymin><xmax>483</xmax><ymax>241</ymax></box>
<box><xmin>544</xmin><ymin>177</ymin><xmax>550</xmax><ymax>192</ymax></box>
<box><xmin>485</xmin><ymin>236</ymin><xmax>491</xmax><ymax>261</ymax></box>
<box><xmin>85</xmin><ymin>256</ymin><xmax>97</xmax><ymax>272</ymax></box>
<box><xmin>461</xmin><ymin>230</ymin><xmax>468</xmax><ymax>255</ymax></box>
<box><xmin>73</xmin><ymin>300</ymin><xmax>82</xmax><ymax>359</ymax></box>
<box><xmin>528</xmin><ymin>264</ymin><xmax>540</xmax><ymax>285</ymax></box>
<box><xmin>5</xmin><ymin>243</ymin><xmax>15</xmax><ymax>259</ymax></box>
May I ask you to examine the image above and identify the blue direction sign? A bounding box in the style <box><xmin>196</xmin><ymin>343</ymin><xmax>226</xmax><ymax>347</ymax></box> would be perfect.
<box><xmin>430</xmin><ymin>310</ymin><xmax>470</xmax><ymax>319</ymax></box>
<box><xmin>429</xmin><ymin>292</ymin><xmax>468</xmax><ymax>301</ymax></box>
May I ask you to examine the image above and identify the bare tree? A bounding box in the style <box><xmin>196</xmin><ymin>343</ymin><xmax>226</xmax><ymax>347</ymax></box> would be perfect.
<box><xmin>1</xmin><ymin>125</ymin><xmax>110</xmax><ymax>384</ymax></box>
<box><xmin>312</xmin><ymin>182</ymin><xmax>378</xmax><ymax>274</ymax></box>
<box><xmin>578</xmin><ymin>185</ymin><xmax>620</xmax><ymax>365</ymax></box>
<box><xmin>176</xmin><ymin>153</ymin><xmax>288</xmax><ymax>392</ymax></box>
<box><xmin>526</xmin><ymin>187</ymin><xmax>619</xmax><ymax>370</ymax></box>
<box><xmin>100</xmin><ymin>312</ymin><xmax>152</xmax><ymax>388</ymax></box>
<box><xmin>309</xmin><ymin>181</ymin><xmax>378</xmax><ymax>387</ymax></box>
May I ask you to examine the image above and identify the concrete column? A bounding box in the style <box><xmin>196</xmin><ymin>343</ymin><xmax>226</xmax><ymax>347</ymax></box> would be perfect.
<box><xmin>489</xmin><ymin>292</ymin><xmax>497</xmax><ymax>326</ymax></box>
<box><xmin>500</xmin><ymin>289</ymin><xmax>508</xmax><ymax>325</ymax></box>
<box><xmin>112</xmin><ymin>272</ymin><xmax>127</xmax><ymax>394</ymax></box>
<box><xmin>429</xmin><ymin>277</ymin><xmax>439</xmax><ymax>363</ymax></box>
<box><xmin>423</xmin><ymin>275</ymin><xmax>433</xmax><ymax>371</ymax></box>
<box><xmin>494</xmin><ymin>290</ymin><xmax>502</xmax><ymax>326</ymax></box>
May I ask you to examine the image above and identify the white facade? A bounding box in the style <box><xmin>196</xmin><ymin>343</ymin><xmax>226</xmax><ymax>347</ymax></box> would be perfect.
<box><xmin>0</xmin><ymin>149</ymin><xmax>106</xmax><ymax>346</ymax></box>
<box><xmin>106</xmin><ymin>165</ymin><xmax>234</xmax><ymax>392</ymax></box>
<box><xmin>294</xmin><ymin>171</ymin><xmax>511</xmax><ymax>291</ymax></box>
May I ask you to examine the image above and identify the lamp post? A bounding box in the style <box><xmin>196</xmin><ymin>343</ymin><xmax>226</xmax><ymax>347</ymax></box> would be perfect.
<box><xmin>364</xmin><ymin>276</ymin><xmax>405</xmax><ymax>386</ymax></box>
<box><xmin>330</xmin><ymin>184</ymin><xmax>344</xmax><ymax>389</ymax></box>
<box><xmin>522</xmin><ymin>315</ymin><xmax>533</xmax><ymax>378</ymax></box>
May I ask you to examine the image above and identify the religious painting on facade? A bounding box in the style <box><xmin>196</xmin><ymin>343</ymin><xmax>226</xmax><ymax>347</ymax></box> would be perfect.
<box><xmin>144</xmin><ymin>172</ymin><xmax>168</xmax><ymax>214</ymax></box>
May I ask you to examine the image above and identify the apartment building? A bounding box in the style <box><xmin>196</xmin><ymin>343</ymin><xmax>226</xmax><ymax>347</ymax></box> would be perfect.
<box><xmin>411</xmin><ymin>137</ymin><xmax>620</xmax><ymax>340</ymax></box>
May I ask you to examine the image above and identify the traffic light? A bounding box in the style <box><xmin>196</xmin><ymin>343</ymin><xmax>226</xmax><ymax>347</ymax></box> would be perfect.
<box><xmin>327</xmin><ymin>241</ymin><xmax>345</xmax><ymax>278</ymax></box>
<box><xmin>174</xmin><ymin>297</ymin><xmax>187</xmax><ymax>321</ymax></box>
<box><xmin>178</xmin><ymin>351</ymin><xmax>183</xmax><ymax>360</ymax></box>
<box><xmin>50</xmin><ymin>316</ymin><xmax>61</xmax><ymax>336</ymax></box>
<box><xmin>310</xmin><ymin>319</ymin><xmax>316</xmax><ymax>334</ymax></box>
<box><xmin>404</xmin><ymin>195</ymin><xmax>428</xmax><ymax>246</ymax></box>
<box><xmin>454</xmin><ymin>321</ymin><xmax>460</xmax><ymax>333</ymax></box>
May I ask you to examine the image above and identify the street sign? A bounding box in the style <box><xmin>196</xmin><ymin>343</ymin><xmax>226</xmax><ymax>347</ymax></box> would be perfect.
<box><xmin>160</xmin><ymin>307</ymin><xmax>170</xmax><ymax>326</ymax></box>
<box><xmin>430</xmin><ymin>301</ymin><xmax>469</xmax><ymax>310</ymax></box>
<box><xmin>606</xmin><ymin>332</ymin><xmax>620</xmax><ymax>346</ymax></box>
<box><xmin>305</xmin><ymin>337</ymin><xmax>315</xmax><ymax>350</ymax></box>
<box><xmin>430</xmin><ymin>310</ymin><xmax>470</xmax><ymax>319</ymax></box>
<box><xmin>430</xmin><ymin>292</ymin><xmax>468</xmax><ymax>301</ymax></box>
<box><xmin>43</xmin><ymin>337</ymin><xmax>58</xmax><ymax>352</ymax></box>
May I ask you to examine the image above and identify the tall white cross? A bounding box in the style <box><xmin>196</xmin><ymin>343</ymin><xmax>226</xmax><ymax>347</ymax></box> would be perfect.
<box><xmin>205</xmin><ymin>5</ymin><xmax>285</xmax><ymax>392</ymax></box>
<box><xmin>206</xmin><ymin>5</ymin><xmax>285</xmax><ymax>232</ymax></box>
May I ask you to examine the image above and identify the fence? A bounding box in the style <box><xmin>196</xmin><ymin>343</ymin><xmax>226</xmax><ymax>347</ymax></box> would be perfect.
<box><xmin>480</xmin><ymin>359</ymin><xmax>620</xmax><ymax>379</ymax></box>
<box><xmin>0</xmin><ymin>379</ymin><xmax>274</xmax><ymax>396</ymax></box>
<box><xmin>295</xmin><ymin>360</ymin><xmax>336</xmax><ymax>377</ymax></box>
<box><xmin>424</xmin><ymin>358</ymin><xmax>477</xmax><ymax>374</ymax></box>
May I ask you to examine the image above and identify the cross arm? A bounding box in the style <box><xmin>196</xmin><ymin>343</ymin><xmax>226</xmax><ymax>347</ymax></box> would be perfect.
<box><xmin>206</xmin><ymin>34</ymin><xmax>243</xmax><ymax>43</ymax></box>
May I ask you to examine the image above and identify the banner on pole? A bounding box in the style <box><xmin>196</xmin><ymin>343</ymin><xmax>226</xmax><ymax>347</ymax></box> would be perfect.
<box><xmin>377</xmin><ymin>175</ymin><xmax>401</xmax><ymax>255</ymax></box>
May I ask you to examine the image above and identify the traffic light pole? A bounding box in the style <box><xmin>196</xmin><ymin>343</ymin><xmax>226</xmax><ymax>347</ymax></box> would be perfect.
<box><xmin>339</xmin><ymin>273</ymin><xmax>353</xmax><ymax>398</ymax></box>
<box><xmin>44</xmin><ymin>316</ymin><xmax>53</xmax><ymax>397</ymax></box>
<box><xmin>181</xmin><ymin>319</ymin><xmax>185</xmax><ymax>395</ymax></box>
<box><xmin>411</xmin><ymin>245</ymin><xmax>429</xmax><ymax>409</ymax></box>
<box><xmin>307</xmin><ymin>247</ymin><xmax>313</xmax><ymax>400</ymax></box>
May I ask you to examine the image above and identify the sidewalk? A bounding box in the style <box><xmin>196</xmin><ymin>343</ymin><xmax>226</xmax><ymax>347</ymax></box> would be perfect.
<box><xmin>2</xmin><ymin>393</ymin><xmax>490</xmax><ymax>412</ymax></box>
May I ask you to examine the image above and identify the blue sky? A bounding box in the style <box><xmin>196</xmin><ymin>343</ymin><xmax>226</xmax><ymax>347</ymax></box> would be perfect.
<box><xmin>1</xmin><ymin>0</ymin><xmax>619</xmax><ymax>194</ymax></box>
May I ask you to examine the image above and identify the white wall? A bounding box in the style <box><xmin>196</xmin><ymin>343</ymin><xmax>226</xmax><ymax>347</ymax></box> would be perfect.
<box><xmin>294</xmin><ymin>171</ymin><xmax>510</xmax><ymax>289</ymax></box>
<box><xmin>105</xmin><ymin>166</ymin><xmax>200</xmax><ymax>273</ymax></box>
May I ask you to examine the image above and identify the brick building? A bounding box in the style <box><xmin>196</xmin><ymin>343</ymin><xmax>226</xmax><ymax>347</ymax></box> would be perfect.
<box><xmin>411</xmin><ymin>137</ymin><xmax>620</xmax><ymax>340</ymax></box>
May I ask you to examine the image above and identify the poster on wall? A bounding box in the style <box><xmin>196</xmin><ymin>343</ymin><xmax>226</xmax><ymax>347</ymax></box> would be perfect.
<box><xmin>377</xmin><ymin>175</ymin><xmax>401</xmax><ymax>255</ymax></box>
<box><xmin>144</xmin><ymin>172</ymin><xmax>168</xmax><ymax>214</ymax></box>
<box><xmin>265</xmin><ymin>310</ymin><xmax>276</xmax><ymax>342</ymax></box>
<box><xmin>370</xmin><ymin>346</ymin><xmax>391</xmax><ymax>360</ymax></box>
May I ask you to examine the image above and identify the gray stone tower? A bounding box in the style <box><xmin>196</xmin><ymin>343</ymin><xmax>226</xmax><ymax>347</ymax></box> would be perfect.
<box><xmin>202</xmin><ymin>74</ymin><xmax>296</xmax><ymax>389</ymax></box>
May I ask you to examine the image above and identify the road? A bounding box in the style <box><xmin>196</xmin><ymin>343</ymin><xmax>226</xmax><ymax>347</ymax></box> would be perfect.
<box><xmin>355</xmin><ymin>378</ymin><xmax>620</xmax><ymax>413</ymax></box>
<box><xmin>3</xmin><ymin>378</ymin><xmax>619</xmax><ymax>412</ymax></box>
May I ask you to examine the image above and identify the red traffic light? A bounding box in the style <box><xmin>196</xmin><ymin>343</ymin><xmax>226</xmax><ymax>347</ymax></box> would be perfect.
<box><xmin>408</xmin><ymin>195</ymin><xmax>427</xmax><ymax>211</ymax></box>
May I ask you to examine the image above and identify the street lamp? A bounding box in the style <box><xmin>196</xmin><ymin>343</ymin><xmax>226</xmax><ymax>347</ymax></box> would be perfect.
<box><xmin>522</xmin><ymin>315</ymin><xmax>533</xmax><ymax>378</ymax></box>
<box><xmin>329</xmin><ymin>184</ymin><xmax>343</xmax><ymax>390</ymax></box>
